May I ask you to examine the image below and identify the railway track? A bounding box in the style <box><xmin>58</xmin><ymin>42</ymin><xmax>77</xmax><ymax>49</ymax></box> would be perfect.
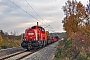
<box><xmin>0</xmin><ymin>50</ymin><xmax>25</xmax><ymax>60</ymax></box>
<box><xmin>0</xmin><ymin>45</ymin><xmax>49</xmax><ymax>60</ymax></box>
<box><xmin>0</xmin><ymin>47</ymin><xmax>25</xmax><ymax>57</ymax></box>
<box><xmin>0</xmin><ymin>49</ymin><xmax>39</xmax><ymax>60</ymax></box>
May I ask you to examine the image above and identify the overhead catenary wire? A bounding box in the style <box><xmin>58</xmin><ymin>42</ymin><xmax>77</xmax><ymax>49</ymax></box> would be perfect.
<box><xmin>8</xmin><ymin>0</ymin><xmax>44</xmax><ymax>25</ymax></box>
<box><xmin>24</xmin><ymin>0</ymin><xmax>48</xmax><ymax>25</ymax></box>
<box><xmin>24</xmin><ymin>0</ymin><xmax>55</xmax><ymax>29</ymax></box>
<box><xmin>9</xmin><ymin>0</ymin><xmax>52</xmax><ymax>28</ymax></box>
<box><xmin>8</xmin><ymin>0</ymin><xmax>56</xmax><ymax>33</ymax></box>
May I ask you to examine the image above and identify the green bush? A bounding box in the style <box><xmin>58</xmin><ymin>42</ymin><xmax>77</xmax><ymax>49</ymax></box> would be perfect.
<box><xmin>1</xmin><ymin>45</ymin><xmax>8</xmax><ymax>49</ymax></box>
<box><xmin>0</xmin><ymin>39</ymin><xmax>22</xmax><ymax>49</ymax></box>
<box><xmin>54</xmin><ymin>37</ymin><xmax>90</xmax><ymax>60</ymax></box>
<box><xmin>77</xmin><ymin>55</ymin><xmax>87</xmax><ymax>60</ymax></box>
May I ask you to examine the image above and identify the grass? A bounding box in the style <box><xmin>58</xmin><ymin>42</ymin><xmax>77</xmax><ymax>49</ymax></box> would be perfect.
<box><xmin>0</xmin><ymin>35</ymin><xmax>22</xmax><ymax>49</ymax></box>
<box><xmin>54</xmin><ymin>38</ymin><xmax>90</xmax><ymax>60</ymax></box>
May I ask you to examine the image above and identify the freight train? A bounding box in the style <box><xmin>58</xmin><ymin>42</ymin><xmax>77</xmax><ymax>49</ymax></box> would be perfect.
<box><xmin>21</xmin><ymin>22</ymin><xmax>58</xmax><ymax>50</ymax></box>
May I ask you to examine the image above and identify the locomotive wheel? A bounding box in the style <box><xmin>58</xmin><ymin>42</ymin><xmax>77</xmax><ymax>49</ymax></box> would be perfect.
<box><xmin>42</xmin><ymin>41</ymin><xmax>45</xmax><ymax>47</ymax></box>
<box><xmin>38</xmin><ymin>43</ymin><xmax>42</xmax><ymax>48</ymax></box>
<box><xmin>27</xmin><ymin>43</ymin><xmax>32</xmax><ymax>51</ymax></box>
<box><xmin>38</xmin><ymin>41</ymin><xmax>42</xmax><ymax>48</ymax></box>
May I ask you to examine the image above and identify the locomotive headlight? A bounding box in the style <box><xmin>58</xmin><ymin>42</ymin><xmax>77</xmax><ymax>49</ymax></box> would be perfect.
<box><xmin>28</xmin><ymin>32</ymin><xmax>34</xmax><ymax>35</ymax></box>
<box><xmin>23</xmin><ymin>38</ymin><xmax>26</xmax><ymax>41</ymax></box>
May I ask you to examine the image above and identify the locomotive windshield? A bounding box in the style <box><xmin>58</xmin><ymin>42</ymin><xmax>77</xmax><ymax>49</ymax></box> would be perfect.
<box><xmin>42</xmin><ymin>28</ymin><xmax>45</xmax><ymax>32</ymax></box>
<box><xmin>31</xmin><ymin>26</ymin><xmax>45</xmax><ymax>32</ymax></box>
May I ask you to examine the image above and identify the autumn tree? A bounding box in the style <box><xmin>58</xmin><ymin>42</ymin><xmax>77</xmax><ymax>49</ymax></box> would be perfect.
<box><xmin>86</xmin><ymin>0</ymin><xmax>90</xmax><ymax>30</ymax></box>
<box><xmin>0</xmin><ymin>35</ymin><xmax>3</xmax><ymax>47</ymax></box>
<box><xmin>62</xmin><ymin>0</ymin><xmax>86</xmax><ymax>37</ymax></box>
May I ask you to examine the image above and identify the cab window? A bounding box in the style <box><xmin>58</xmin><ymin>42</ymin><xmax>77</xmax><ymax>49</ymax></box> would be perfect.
<box><xmin>42</xmin><ymin>29</ymin><xmax>45</xmax><ymax>32</ymax></box>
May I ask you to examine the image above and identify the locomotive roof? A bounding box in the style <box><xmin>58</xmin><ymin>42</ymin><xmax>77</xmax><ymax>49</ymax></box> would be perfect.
<box><xmin>31</xmin><ymin>25</ymin><xmax>45</xmax><ymax>30</ymax></box>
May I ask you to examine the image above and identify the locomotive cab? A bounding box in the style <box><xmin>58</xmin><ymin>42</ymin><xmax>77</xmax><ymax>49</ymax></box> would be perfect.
<box><xmin>25</xmin><ymin>28</ymin><xmax>36</xmax><ymax>41</ymax></box>
<box><xmin>21</xmin><ymin>28</ymin><xmax>36</xmax><ymax>50</ymax></box>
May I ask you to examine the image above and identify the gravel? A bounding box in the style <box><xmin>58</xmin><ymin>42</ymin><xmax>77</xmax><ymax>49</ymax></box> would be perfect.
<box><xmin>22</xmin><ymin>41</ymin><xmax>59</xmax><ymax>60</ymax></box>
<box><xmin>0</xmin><ymin>47</ymin><xmax>25</xmax><ymax>57</ymax></box>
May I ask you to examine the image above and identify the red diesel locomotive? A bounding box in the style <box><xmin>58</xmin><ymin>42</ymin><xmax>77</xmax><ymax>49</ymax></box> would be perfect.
<box><xmin>21</xmin><ymin>22</ymin><xmax>54</xmax><ymax>50</ymax></box>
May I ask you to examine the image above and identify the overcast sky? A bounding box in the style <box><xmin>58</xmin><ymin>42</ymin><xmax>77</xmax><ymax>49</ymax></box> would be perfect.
<box><xmin>0</xmin><ymin>0</ymin><xmax>89</xmax><ymax>35</ymax></box>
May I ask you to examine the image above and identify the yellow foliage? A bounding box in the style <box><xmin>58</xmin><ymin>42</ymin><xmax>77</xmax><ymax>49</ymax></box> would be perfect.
<box><xmin>0</xmin><ymin>35</ymin><xmax>2</xmax><ymax>43</ymax></box>
<box><xmin>62</xmin><ymin>0</ymin><xmax>86</xmax><ymax>38</ymax></box>
<box><xmin>46</xmin><ymin>31</ymin><xmax>49</xmax><ymax>36</ymax></box>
